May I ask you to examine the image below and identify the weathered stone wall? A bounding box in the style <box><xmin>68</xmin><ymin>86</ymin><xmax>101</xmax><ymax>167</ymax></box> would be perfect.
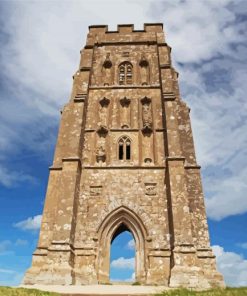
<box><xmin>23</xmin><ymin>23</ymin><xmax>224</xmax><ymax>289</ymax></box>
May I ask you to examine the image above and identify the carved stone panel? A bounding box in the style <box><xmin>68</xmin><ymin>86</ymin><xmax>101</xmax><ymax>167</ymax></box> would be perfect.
<box><xmin>141</xmin><ymin>96</ymin><xmax>152</xmax><ymax>134</ymax></box>
<box><xmin>90</xmin><ymin>185</ymin><xmax>102</xmax><ymax>196</ymax></box>
<box><xmin>96</xmin><ymin>145</ymin><xmax>106</xmax><ymax>163</ymax></box>
<box><xmin>145</xmin><ymin>183</ymin><xmax>157</xmax><ymax>196</ymax></box>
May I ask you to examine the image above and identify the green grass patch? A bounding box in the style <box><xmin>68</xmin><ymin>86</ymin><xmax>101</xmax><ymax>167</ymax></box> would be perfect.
<box><xmin>1</xmin><ymin>286</ymin><xmax>247</xmax><ymax>296</ymax></box>
<box><xmin>132</xmin><ymin>281</ymin><xmax>141</xmax><ymax>285</ymax></box>
<box><xmin>155</xmin><ymin>287</ymin><xmax>247</xmax><ymax>296</ymax></box>
<box><xmin>0</xmin><ymin>286</ymin><xmax>59</xmax><ymax>296</ymax></box>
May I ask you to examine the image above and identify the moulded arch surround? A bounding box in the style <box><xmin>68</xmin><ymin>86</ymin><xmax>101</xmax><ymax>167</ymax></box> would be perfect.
<box><xmin>117</xmin><ymin>135</ymin><xmax>132</xmax><ymax>143</ymax></box>
<box><xmin>97</xmin><ymin>206</ymin><xmax>148</xmax><ymax>237</ymax></box>
<box><xmin>118</xmin><ymin>61</ymin><xmax>133</xmax><ymax>67</ymax></box>
<box><xmin>96</xmin><ymin>206</ymin><xmax>148</xmax><ymax>283</ymax></box>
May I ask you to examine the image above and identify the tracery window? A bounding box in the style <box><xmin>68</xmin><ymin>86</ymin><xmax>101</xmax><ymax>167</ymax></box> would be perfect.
<box><xmin>118</xmin><ymin>136</ymin><xmax>131</xmax><ymax>160</ymax></box>
<box><xmin>119</xmin><ymin>62</ymin><xmax>133</xmax><ymax>85</ymax></box>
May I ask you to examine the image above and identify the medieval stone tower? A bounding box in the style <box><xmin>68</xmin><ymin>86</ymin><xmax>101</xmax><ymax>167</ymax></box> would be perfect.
<box><xmin>24</xmin><ymin>23</ymin><xmax>224</xmax><ymax>289</ymax></box>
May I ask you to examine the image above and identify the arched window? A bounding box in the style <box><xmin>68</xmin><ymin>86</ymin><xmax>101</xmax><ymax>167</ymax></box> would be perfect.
<box><xmin>118</xmin><ymin>136</ymin><xmax>131</xmax><ymax>160</ymax></box>
<box><xmin>119</xmin><ymin>62</ymin><xmax>133</xmax><ymax>85</ymax></box>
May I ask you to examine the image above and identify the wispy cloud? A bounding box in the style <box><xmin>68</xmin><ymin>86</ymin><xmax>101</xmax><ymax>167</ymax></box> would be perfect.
<box><xmin>148</xmin><ymin>0</ymin><xmax>247</xmax><ymax>220</ymax></box>
<box><xmin>0</xmin><ymin>0</ymin><xmax>150</xmax><ymax>188</ymax></box>
<box><xmin>0</xmin><ymin>166</ymin><xmax>37</xmax><ymax>188</ymax></box>
<box><xmin>111</xmin><ymin>257</ymin><xmax>135</xmax><ymax>270</ymax></box>
<box><xmin>126</xmin><ymin>239</ymin><xmax>135</xmax><ymax>250</ymax></box>
<box><xmin>0</xmin><ymin>240</ymin><xmax>11</xmax><ymax>255</ymax></box>
<box><xmin>213</xmin><ymin>245</ymin><xmax>247</xmax><ymax>287</ymax></box>
<box><xmin>0</xmin><ymin>1</ymin><xmax>246</xmax><ymax>220</ymax></box>
<box><xmin>15</xmin><ymin>239</ymin><xmax>28</xmax><ymax>246</ymax></box>
<box><xmin>237</xmin><ymin>242</ymin><xmax>247</xmax><ymax>250</ymax></box>
<box><xmin>13</xmin><ymin>215</ymin><xmax>42</xmax><ymax>231</ymax></box>
<box><xmin>0</xmin><ymin>268</ymin><xmax>16</xmax><ymax>274</ymax></box>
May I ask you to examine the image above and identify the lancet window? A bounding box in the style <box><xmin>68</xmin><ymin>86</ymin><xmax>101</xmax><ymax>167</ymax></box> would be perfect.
<box><xmin>119</xmin><ymin>62</ymin><xmax>133</xmax><ymax>85</ymax></box>
<box><xmin>118</xmin><ymin>136</ymin><xmax>131</xmax><ymax>160</ymax></box>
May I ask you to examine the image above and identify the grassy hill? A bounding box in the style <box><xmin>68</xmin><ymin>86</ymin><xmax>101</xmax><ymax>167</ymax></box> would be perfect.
<box><xmin>155</xmin><ymin>287</ymin><xmax>247</xmax><ymax>296</ymax></box>
<box><xmin>0</xmin><ymin>287</ymin><xmax>58</xmax><ymax>296</ymax></box>
<box><xmin>0</xmin><ymin>286</ymin><xmax>247</xmax><ymax>296</ymax></box>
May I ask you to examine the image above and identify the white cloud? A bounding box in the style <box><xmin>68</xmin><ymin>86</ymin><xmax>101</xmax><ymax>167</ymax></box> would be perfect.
<box><xmin>127</xmin><ymin>239</ymin><xmax>135</xmax><ymax>250</ymax></box>
<box><xmin>238</xmin><ymin>242</ymin><xmax>247</xmax><ymax>250</ymax></box>
<box><xmin>111</xmin><ymin>272</ymin><xmax>135</xmax><ymax>282</ymax></box>
<box><xmin>0</xmin><ymin>0</ymin><xmax>153</xmax><ymax>188</ymax></box>
<box><xmin>0</xmin><ymin>268</ymin><xmax>15</xmax><ymax>274</ymax></box>
<box><xmin>148</xmin><ymin>0</ymin><xmax>245</xmax><ymax>63</ymax></box>
<box><xmin>0</xmin><ymin>240</ymin><xmax>11</xmax><ymax>255</ymax></box>
<box><xmin>0</xmin><ymin>1</ymin><xmax>246</xmax><ymax>221</ymax></box>
<box><xmin>0</xmin><ymin>166</ymin><xmax>36</xmax><ymax>188</ymax></box>
<box><xmin>15</xmin><ymin>239</ymin><xmax>28</xmax><ymax>246</ymax></box>
<box><xmin>14</xmin><ymin>215</ymin><xmax>42</xmax><ymax>231</ymax></box>
<box><xmin>205</xmin><ymin>167</ymin><xmax>247</xmax><ymax>221</ymax></box>
<box><xmin>212</xmin><ymin>245</ymin><xmax>247</xmax><ymax>287</ymax></box>
<box><xmin>148</xmin><ymin>0</ymin><xmax>247</xmax><ymax>220</ymax></box>
<box><xmin>111</xmin><ymin>257</ymin><xmax>135</xmax><ymax>270</ymax></box>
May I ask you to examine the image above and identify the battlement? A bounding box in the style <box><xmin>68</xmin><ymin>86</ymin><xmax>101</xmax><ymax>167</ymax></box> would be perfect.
<box><xmin>86</xmin><ymin>23</ymin><xmax>165</xmax><ymax>46</ymax></box>
<box><xmin>88</xmin><ymin>23</ymin><xmax>163</xmax><ymax>34</ymax></box>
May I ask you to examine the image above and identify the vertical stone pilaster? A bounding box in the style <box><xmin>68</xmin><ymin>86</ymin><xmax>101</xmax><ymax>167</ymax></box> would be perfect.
<box><xmin>167</xmin><ymin>159</ymin><xmax>194</xmax><ymax>247</ymax></box>
<box><xmin>51</xmin><ymin>159</ymin><xmax>81</xmax><ymax>243</ymax></box>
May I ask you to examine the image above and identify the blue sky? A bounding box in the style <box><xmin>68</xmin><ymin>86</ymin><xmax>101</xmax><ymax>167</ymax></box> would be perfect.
<box><xmin>0</xmin><ymin>0</ymin><xmax>247</xmax><ymax>287</ymax></box>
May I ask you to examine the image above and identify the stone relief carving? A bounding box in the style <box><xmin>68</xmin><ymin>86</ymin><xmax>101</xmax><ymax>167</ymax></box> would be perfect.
<box><xmin>120</xmin><ymin>97</ymin><xmax>131</xmax><ymax>128</ymax></box>
<box><xmin>90</xmin><ymin>185</ymin><xmax>102</xmax><ymax>196</ymax></box>
<box><xmin>102</xmin><ymin>53</ymin><xmax>112</xmax><ymax>86</ymax></box>
<box><xmin>96</xmin><ymin>145</ymin><xmax>106</xmax><ymax>163</ymax></box>
<box><xmin>144</xmin><ymin>157</ymin><xmax>152</xmax><ymax>164</ymax></box>
<box><xmin>139</xmin><ymin>54</ymin><xmax>149</xmax><ymax>85</ymax></box>
<box><xmin>97</xmin><ymin>120</ymin><xmax>108</xmax><ymax>167</ymax></box>
<box><xmin>120</xmin><ymin>96</ymin><xmax>131</xmax><ymax>107</ymax></box>
<box><xmin>141</xmin><ymin>96</ymin><xmax>152</xmax><ymax>134</ymax></box>
<box><xmin>97</xmin><ymin>125</ymin><xmax>108</xmax><ymax>137</ymax></box>
<box><xmin>145</xmin><ymin>183</ymin><xmax>157</xmax><ymax>196</ymax></box>
<box><xmin>99</xmin><ymin>97</ymin><xmax>110</xmax><ymax>127</ymax></box>
<box><xmin>99</xmin><ymin>97</ymin><xmax>110</xmax><ymax>107</ymax></box>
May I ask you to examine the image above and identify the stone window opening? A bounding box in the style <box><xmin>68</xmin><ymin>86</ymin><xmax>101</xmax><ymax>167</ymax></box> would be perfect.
<box><xmin>119</xmin><ymin>62</ymin><xmax>133</xmax><ymax>85</ymax></box>
<box><xmin>118</xmin><ymin>136</ymin><xmax>131</xmax><ymax>161</ymax></box>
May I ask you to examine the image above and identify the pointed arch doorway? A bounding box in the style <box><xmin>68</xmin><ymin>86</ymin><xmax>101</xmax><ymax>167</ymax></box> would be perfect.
<box><xmin>97</xmin><ymin>206</ymin><xmax>147</xmax><ymax>284</ymax></box>
<box><xmin>110</xmin><ymin>223</ymin><xmax>135</xmax><ymax>282</ymax></box>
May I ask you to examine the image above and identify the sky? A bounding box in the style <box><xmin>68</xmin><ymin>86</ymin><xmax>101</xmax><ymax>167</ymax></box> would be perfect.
<box><xmin>0</xmin><ymin>0</ymin><xmax>246</xmax><ymax>287</ymax></box>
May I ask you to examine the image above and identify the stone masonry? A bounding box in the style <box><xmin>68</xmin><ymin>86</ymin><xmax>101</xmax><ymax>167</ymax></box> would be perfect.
<box><xmin>23</xmin><ymin>23</ymin><xmax>225</xmax><ymax>289</ymax></box>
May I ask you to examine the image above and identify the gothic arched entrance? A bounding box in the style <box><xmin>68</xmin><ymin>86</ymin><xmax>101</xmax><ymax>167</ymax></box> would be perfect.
<box><xmin>97</xmin><ymin>206</ymin><xmax>147</xmax><ymax>284</ymax></box>
<box><xmin>110</xmin><ymin>223</ymin><xmax>135</xmax><ymax>282</ymax></box>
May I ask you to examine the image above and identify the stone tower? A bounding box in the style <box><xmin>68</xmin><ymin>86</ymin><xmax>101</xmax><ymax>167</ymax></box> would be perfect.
<box><xmin>23</xmin><ymin>23</ymin><xmax>224</xmax><ymax>289</ymax></box>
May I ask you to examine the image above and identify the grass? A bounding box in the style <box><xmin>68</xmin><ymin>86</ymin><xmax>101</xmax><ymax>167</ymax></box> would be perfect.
<box><xmin>0</xmin><ymin>286</ymin><xmax>247</xmax><ymax>296</ymax></box>
<box><xmin>155</xmin><ymin>287</ymin><xmax>247</xmax><ymax>296</ymax></box>
<box><xmin>0</xmin><ymin>287</ymin><xmax>59</xmax><ymax>296</ymax></box>
<box><xmin>132</xmin><ymin>281</ymin><xmax>141</xmax><ymax>285</ymax></box>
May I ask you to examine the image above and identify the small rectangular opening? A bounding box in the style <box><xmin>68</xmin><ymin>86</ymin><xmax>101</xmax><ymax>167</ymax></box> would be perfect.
<box><xmin>126</xmin><ymin>145</ymin><xmax>131</xmax><ymax>160</ymax></box>
<box><xmin>119</xmin><ymin>145</ymin><xmax>124</xmax><ymax>160</ymax></box>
